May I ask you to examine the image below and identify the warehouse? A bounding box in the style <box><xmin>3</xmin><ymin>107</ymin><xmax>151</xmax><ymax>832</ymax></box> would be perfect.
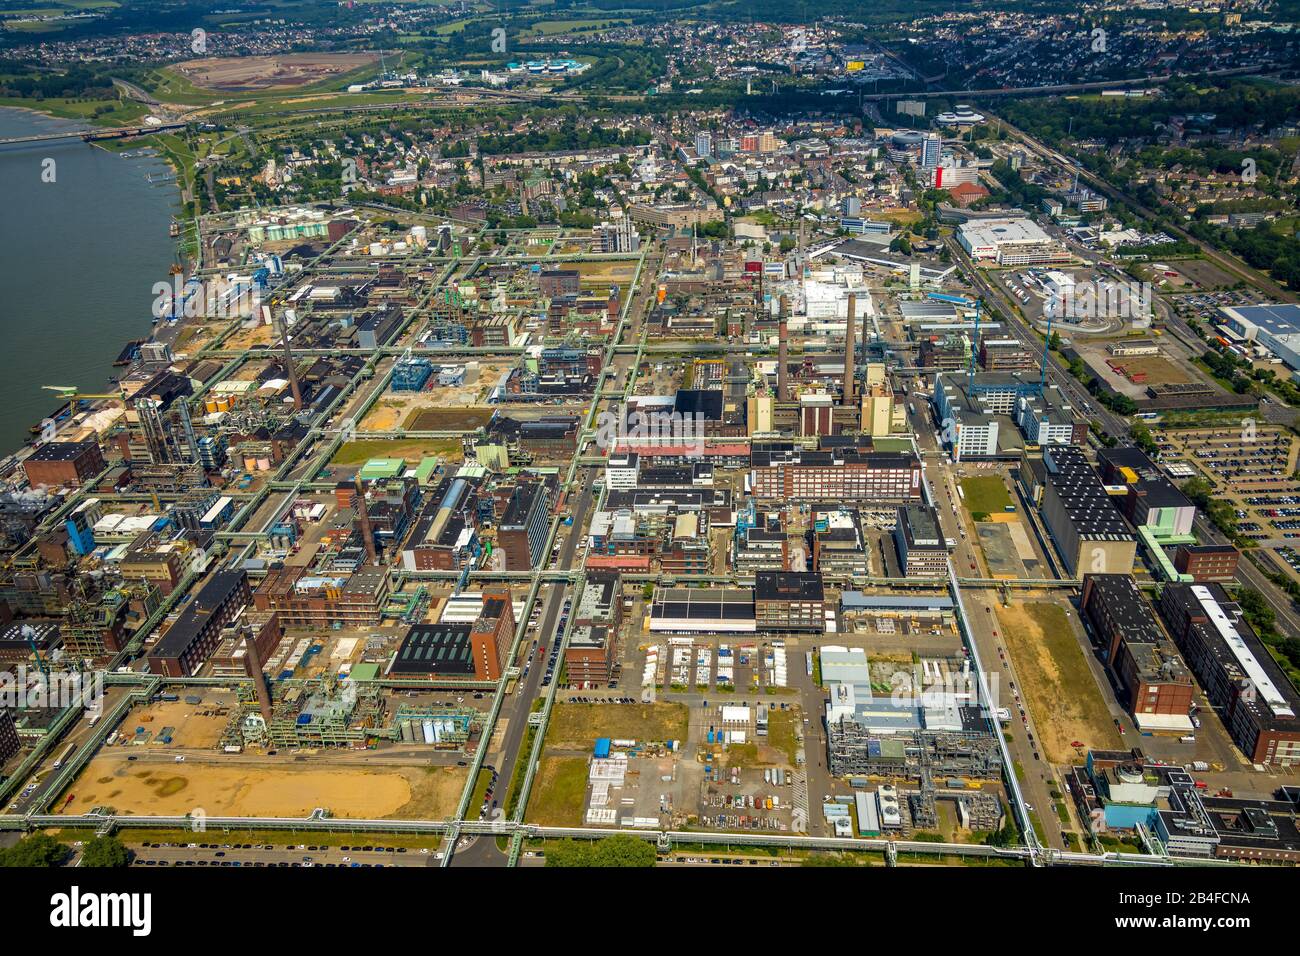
<box><xmin>1037</xmin><ymin>446</ymin><xmax>1136</xmax><ymax>576</ymax></box>
<box><xmin>649</xmin><ymin>587</ymin><xmax>755</xmax><ymax>633</ymax></box>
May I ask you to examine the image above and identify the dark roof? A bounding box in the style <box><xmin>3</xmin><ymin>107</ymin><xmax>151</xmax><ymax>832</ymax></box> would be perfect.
<box><xmin>674</xmin><ymin>389</ymin><xmax>724</xmax><ymax>421</ymax></box>
<box><xmin>1044</xmin><ymin>446</ymin><xmax>1134</xmax><ymax>541</ymax></box>
<box><xmin>754</xmin><ymin>571</ymin><xmax>825</xmax><ymax>603</ymax></box>
<box><xmin>652</xmin><ymin>587</ymin><xmax>754</xmax><ymax>620</ymax></box>
<box><xmin>151</xmin><ymin>571</ymin><xmax>247</xmax><ymax>661</ymax></box>
<box><xmin>27</xmin><ymin>440</ymin><xmax>98</xmax><ymax>463</ymax></box>
<box><xmin>391</xmin><ymin>624</ymin><xmax>474</xmax><ymax>675</ymax></box>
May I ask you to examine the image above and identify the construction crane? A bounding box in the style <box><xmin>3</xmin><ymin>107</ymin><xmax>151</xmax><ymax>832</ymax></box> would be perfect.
<box><xmin>39</xmin><ymin>385</ymin><xmax>126</xmax><ymax>441</ymax></box>
<box><xmin>21</xmin><ymin>625</ymin><xmax>49</xmax><ymax>677</ymax></box>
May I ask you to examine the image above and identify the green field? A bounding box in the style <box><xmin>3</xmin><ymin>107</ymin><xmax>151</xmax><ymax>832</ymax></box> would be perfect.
<box><xmin>525</xmin><ymin>756</ymin><xmax>589</xmax><ymax>826</ymax></box>
<box><xmin>960</xmin><ymin>476</ymin><xmax>1014</xmax><ymax>516</ymax></box>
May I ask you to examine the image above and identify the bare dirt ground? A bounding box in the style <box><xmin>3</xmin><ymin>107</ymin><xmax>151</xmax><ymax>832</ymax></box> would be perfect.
<box><xmin>996</xmin><ymin>601</ymin><xmax>1122</xmax><ymax>764</ymax></box>
<box><xmin>175</xmin><ymin>53</ymin><xmax>382</xmax><ymax>92</ymax></box>
<box><xmin>60</xmin><ymin>751</ymin><xmax>467</xmax><ymax>821</ymax></box>
<box><xmin>62</xmin><ymin>754</ymin><xmax>413</xmax><ymax>818</ymax></box>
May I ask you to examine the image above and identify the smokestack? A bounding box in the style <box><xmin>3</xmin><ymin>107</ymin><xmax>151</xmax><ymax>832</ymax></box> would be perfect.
<box><xmin>242</xmin><ymin>627</ymin><xmax>274</xmax><ymax>725</ymax></box>
<box><xmin>278</xmin><ymin>315</ymin><xmax>303</xmax><ymax>411</ymax></box>
<box><xmin>356</xmin><ymin>478</ymin><xmax>377</xmax><ymax>565</ymax></box>
<box><xmin>777</xmin><ymin>294</ymin><xmax>790</xmax><ymax>403</ymax></box>
<box><xmin>844</xmin><ymin>293</ymin><xmax>857</xmax><ymax>406</ymax></box>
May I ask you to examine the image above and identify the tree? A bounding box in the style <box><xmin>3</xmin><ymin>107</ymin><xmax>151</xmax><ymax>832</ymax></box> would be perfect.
<box><xmin>80</xmin><ymin>836</ymin><xmax>130</xmax><ymax>868</ymax></box>
<box><xmin>0</xmin><ymin>833</ymin><xmax>68</xmax><ymax>867</ymax></box>
<box><xmin>545</xmin><ymin>835</ymin><xmax>655</xmax><ymax>867</ymax></box>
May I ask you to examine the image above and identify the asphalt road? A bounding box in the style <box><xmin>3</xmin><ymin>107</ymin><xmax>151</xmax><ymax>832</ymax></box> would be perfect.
<box><xmin>924</xmin><ymin>458</ymin><xmax>1067</xmax><ymax>850</ymax></box>
<box><xmin>128</xmin><ymin>840</ymin><xmax>438</xmax><ymax>868</ymax></box>
<box><xmin>451</xmin><ymin>473</ymin><xmax>596</xmax><ymax>867</ymax></box>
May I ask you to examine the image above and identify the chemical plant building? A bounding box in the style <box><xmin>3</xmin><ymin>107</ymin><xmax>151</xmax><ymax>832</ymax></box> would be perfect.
<box><xmin>566</xmin><ymin>573</ymin><xmax>621</xmax><ymax>687</ymax></box>
<box><xmin>1035</xmin><ymin>446</ymin><xmax>1137</xmax><ymax>576</ymax></box>
<box><xmin>893</xmin><ymin>504</ymin><xmax>949</xmax><ymax>578</ymax></box>
<box><xmin>1080</xmin><ymin>574</ymin><xmax>1194</xmax><ymax>733</ymax></box>
<box><xmin>650</xmin><ymin>587</ymin><xmax>755</xmax><ymax>634</ymax></box>
<box><xmin>253</xmin><ymin>566</ymin><xmax>390</xmax><ymax>628</ymax></box>
<box><xmin>749</xmin><ymin>443</ymin><xmax>922</xmax><ymax>502</ymax></box>
<box><xmin>956</xmin><ymin>218</ymin><xmax>1069</xmax><ymax>267</ymax></box>
<box><xmin>0</xmin><ymin>707</ymin><xmax>19</xmax><ymax>765</ymax></box>
<box><xmin>1096</xmin><ymin>447</ymin><xmax>1196</xmax><ymax>542</ymax></box>
<box><xmin>753</xmin><ymin>571</ymin><xmax>825</xmax><ymax>633</ymax></box>
<box><xmin>1157</xmin><ymin>583</ymin><xmax>1300</xmax><ymax>765</ymax></box>
<box><xmin>146</xmin><ymin>570</ymin><xmax>252</xmax><ymax>678</ymax></box>
<box><xmin>389</xmin><ymin>592</ymin><xmax>515</xmax><ymax>681</ymax></box>
<box><xmin>496</xmin><ymin>479</ymin><xmax>553</xmax><ymax>571</ymax></box>
<box><xmin>22</xmin><ymin>440</ymin><xmax>107</xmax><ymax>489</ymax></box>
<box><xmin>1070</xmin><ymin>749</ymin><xmax>1300</xmax><ymax>861</ymax></box>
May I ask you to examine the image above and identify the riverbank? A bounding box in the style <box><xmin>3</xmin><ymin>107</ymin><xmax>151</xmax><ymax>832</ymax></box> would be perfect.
<box><xmin>0</xmin><ymin>106</ymin><xmax>181</xmax><ymax>455</ymax></box>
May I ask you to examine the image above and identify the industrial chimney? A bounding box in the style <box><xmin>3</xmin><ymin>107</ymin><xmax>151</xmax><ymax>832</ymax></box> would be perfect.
<box><xmin>278</xmin><ymin>314</ymin><xmax>304</xmax><ymax>411</ymax></box>
<box><xmin>242</xmin><ymin>627</ymin><xmax>274</xmax><ymax>725</ymax></box>
<box><xmin>355</xmin><ymin>478</ymin><xmax>378</xmax><ymax>565</ymax></box>
<box><xmin>778</xmin><ymin>294</ymin><xmax>790</xmax><ymax>402</ymax></box>
<box><xmin>844</xmin><ymin>293</ymin><xmax>857</xmax><ymax>406</ymax></box>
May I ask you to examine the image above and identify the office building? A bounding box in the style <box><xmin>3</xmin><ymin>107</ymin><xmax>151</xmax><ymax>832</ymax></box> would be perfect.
<box><xmin>750</xmin><ymin>444</ymin><xmax>922</xmax><ymax>502</ymax></box>
<box><xmin>1157</xmin><ymin>583</ymin><xmax>1300</xmax><ymax>765</ymax></box>
<box><xmin>1173</xmin><ymin>544</ymin><xmax>1239</xmax><ymax>583</ymax></box>
<box><xmin>497</xmin><ymin>480</ymin><xmax>553</xmax><ymax>571</ymax></box>
<box><xmin>894</xmin><ymin>504</ymin><xmax>948</xmax><ymax>578</ymax></box>
<box><xmin>1080</xmin><ymin>574</ymin><xmax>1194</xmax><ymax>732</ymax></box>
<box><xmin>754</xmin><ymin>571</ymin><xmax>825</xmax><ymax>633</ymax></box>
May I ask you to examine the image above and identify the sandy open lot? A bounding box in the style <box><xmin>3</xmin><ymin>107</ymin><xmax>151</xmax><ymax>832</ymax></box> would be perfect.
<box><xmin>61</xmin><ymin>753</ymin><xmax>467</xmax><ymax>821</ymax></box>
<box><xmin>996</xmin><ymin>601</ymin><xmax>1122</xmax><ymax>764</ymax></box>
<box><xmin>175</xmin><ymin>53</ymin><xmax>382</xmax><ymax>92</ymax></box>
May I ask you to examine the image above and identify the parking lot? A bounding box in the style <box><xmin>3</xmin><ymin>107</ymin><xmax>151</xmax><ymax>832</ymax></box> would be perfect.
<box><xmin>128</xmin><ymin>839</ymin><xmax>438</xmax><ymax>868</ymax></box>
<box><xmin>1156</xmin><ymin>424</ymin><xmax>1300</xmax><ymax>540</ymax></box>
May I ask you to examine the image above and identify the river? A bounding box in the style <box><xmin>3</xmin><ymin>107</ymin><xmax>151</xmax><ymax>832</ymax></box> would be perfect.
<box><xmin>0</xmin><ymin>107</ymin><xmax>178</xmax><ymax>455</ymax></box>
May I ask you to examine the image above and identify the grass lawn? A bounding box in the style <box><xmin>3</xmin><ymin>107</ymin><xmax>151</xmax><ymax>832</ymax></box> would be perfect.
<box><xmin>331</xmin><ymin>438</ymin><xmax>464</xmax><ymax>466</ymax></box>
<box><xmin>469</xmin><ymin>767</ymin><xmax>493</xmax><ymax>812</ymax></box>
<box><xmin>544</xmin><ymin>702</ymin><xmax>688</xmax><ymax>750</ymax></box>
<box><xmin>767</xmin><ymin>709</ymin><xmax>799</xmax><ymax>765</ymax></box>
<box><xmin>960</xmin><ymin>476</ymin><xmax>1014</xmax><ymax>516</ymax></box>
<box><xmin>997</xmin><ymin>602</ymin><xmax>1122</xmax><ymax>763</ymax></box>
<box><xmin>525</xmin><ymin>756</ymin><xmax>588</xmax><ymax>826</ymax></box>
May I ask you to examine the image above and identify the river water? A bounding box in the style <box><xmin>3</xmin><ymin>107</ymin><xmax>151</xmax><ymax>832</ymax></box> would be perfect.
<box><xmin>0</xmin><ymin>107</ymin><xmax>178</xmax><ymax>455</ymax></box>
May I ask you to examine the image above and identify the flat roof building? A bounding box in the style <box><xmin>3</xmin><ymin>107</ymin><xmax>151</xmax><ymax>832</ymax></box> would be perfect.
<box><xmin>1157</xmin><ymin>583</ymin><xmax>1300</xmax><ymax>765</ymax></box>
<box><xmin>894</xmin><ymin>504</ymin><xmax>948</xmax><ymax>578</ymax></box>
<box><xmin>1039</xmin><ymin>446</ymin><xmax>1136</xmax><ymax>577</ymax></box>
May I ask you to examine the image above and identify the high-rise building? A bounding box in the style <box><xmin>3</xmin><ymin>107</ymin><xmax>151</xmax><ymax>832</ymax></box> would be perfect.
<box><xmin>695</xmin><ymin>131</ymin><xmax>712</xmax><ymax>159</ymax></box>
<box><xmin>921</xmin><ymin>133</ymin><xmax>941</xmax><ymax>170</ymax></box>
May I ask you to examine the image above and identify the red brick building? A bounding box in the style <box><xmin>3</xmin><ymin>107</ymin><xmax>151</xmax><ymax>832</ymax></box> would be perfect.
<box><xmin>22</xmin><ymin>440</ymin><xmax>106</xmax><ymax>489</ymax></box>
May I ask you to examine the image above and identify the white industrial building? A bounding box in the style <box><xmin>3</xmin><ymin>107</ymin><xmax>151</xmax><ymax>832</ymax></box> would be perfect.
<box><xmin>957</xmin><ymin>218</ymin><xmax>1069</xmax><ymax>267</ymax></box>
<box><xmin>1219</xmin><ymin>304</ymin><xmax>1300</xmax><ymax>373</ymax></box>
